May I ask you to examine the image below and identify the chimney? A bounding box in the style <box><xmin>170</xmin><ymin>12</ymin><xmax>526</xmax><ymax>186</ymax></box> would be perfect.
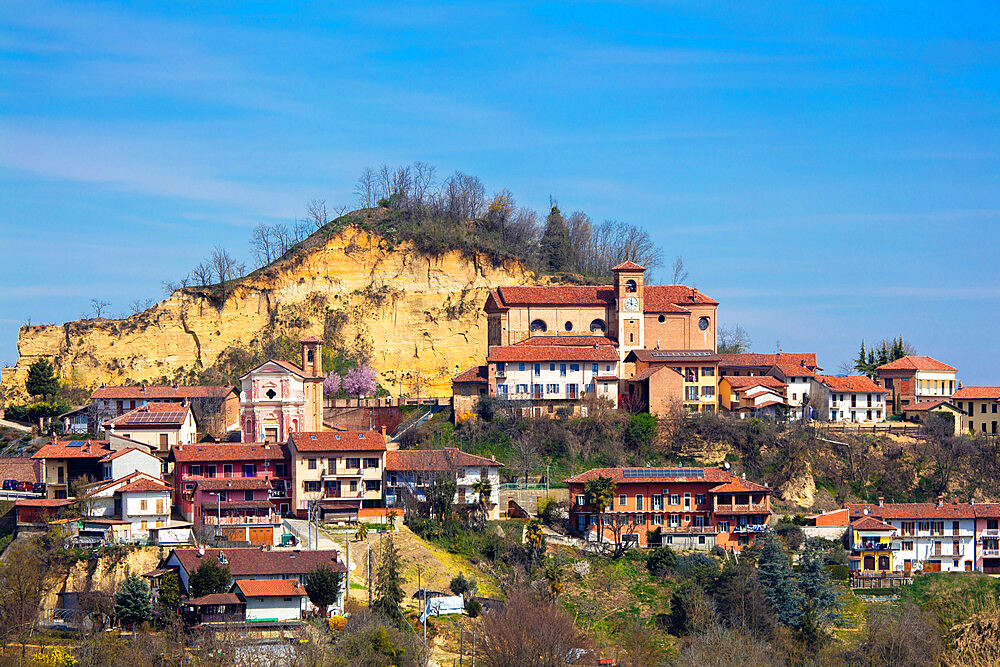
<box><xmin>937</xmin><ymin>494</ymin><xmax>944</xmax><ymax>508</ymax></box>
<box><xmin>381</xmin><ymin>425</ymin><xmax>387</xmax><ymax>438</ymax></box>
<box><xmin>877</xmin><ymin>496</ymin><xmax>884</xmax><ymax>507</ymax></box>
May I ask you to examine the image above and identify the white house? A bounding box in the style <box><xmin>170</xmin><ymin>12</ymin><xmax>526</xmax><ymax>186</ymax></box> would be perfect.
<box><xmin>386</xmin><ymin>449</ymin><xmax>504</xmax><ymax>519</ymax></box>
<box><xmin>103</xmin><ymin>402</ymin><xmax>198</xmax><ymax>453</ymax></box>
<box><xmin>810</xmin><ymin>375</ymin><xmax>888</xmax><ymax>423</ymax></box>
<box><xmin>848</xmin><ymin>500</ymin><xmax>976</xmax><ymax>573</ymax></box>
<box><xmin>232</xmin><ymin>579</ymin><xmax>306</xmax><ymax>622</ymax></box>
<box><xmin>84</xmin><ymin>472</ymin><xmax>175</xmax><ymax>541</ymax></box>
<box><xmin>767</xmin><ymin>362</ymin><xmax>817</xmax><ymax>420</ymax></box>
<box><xmin>100</xmin><ymin>447</ymin><xmax>162</xmax><ymax>481</ymax></box>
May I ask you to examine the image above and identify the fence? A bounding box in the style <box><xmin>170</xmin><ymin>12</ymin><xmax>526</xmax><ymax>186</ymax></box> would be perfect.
<box><xmin>813</xmin><ymin>422</ymin><xmax>923</xmax><ymax>435</ymax></box>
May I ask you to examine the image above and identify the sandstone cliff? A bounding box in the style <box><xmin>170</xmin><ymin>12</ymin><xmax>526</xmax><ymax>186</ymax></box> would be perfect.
<box><xmin>2</xmin><ymin>227</ymin><xmax>539</xmax><ymax>403</ymax></box>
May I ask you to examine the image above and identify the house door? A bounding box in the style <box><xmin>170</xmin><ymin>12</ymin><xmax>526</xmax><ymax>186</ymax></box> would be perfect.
<box><xmin>114</xmin><ymin>497</ymin><xmax>122</xmax><ymax>516</ymax></box>
<box><xmin>863</xmin><ymin>555</ymin><xmax>875</xmax><ymax>570</ymax></box>
<box><xmin>878</xmin><ymin>555</ymin><xmax>890</xmax><ymax>571</ymax></box>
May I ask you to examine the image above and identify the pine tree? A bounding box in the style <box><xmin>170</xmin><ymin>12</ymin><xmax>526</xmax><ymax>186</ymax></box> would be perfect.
<box><xmin>866</xmin><ymin>350</ymin><xmax>877</xmax><ymax>376</ymax></box>
<box><xmin>757</xmin><ymin>532</ymin><xmax>804</xmax><ymax>628</ymax></box>
<box><xmin>854</xmin><ymin>340</ymin><xmax>868</xmax><ymax>375</ymax></box>
<box><xmin>797</xmin><ymin>544</ymin><xmax>841</xmax><ymax>624</ymax></box>
<box><xmin>876</xmin><ymin>341</ymin><xmax>890</xmax><ymax>367</ymax></box>
<box><xmin>26</xmin><ymin>358</ymin><xmax>59</xmax><ymax>400</ymax></box>
<box><xmin>540</xmin><ymin>205</ymin><xmax>571</xmax><ymax>272</ymax></box>
<box><xmin>114</xmin><ymin>575</ymin><xmax>153</xmax><ymax>629</ymax></box>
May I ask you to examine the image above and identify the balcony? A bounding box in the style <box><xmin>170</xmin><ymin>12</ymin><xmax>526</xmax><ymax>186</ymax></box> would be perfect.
<box><xmin>658</xmin><ymin>525</ymin><xmax>718</xmax><ymax>534</ymax></box>
<box><xmin>859</xmin><ymin>542</ymin><xmax>898</xmax><ymax>551</ymax></box>
<box><xmin>984</xmin><ymin>528</ymin><xmax>1000</xmax><ymax>537</ymax></box>
<box><xmin>982</xmin><ymin>548</ymin><xmax>1000</xmax><ymax>557</ymax></box>
<box><xmin>204</xmin><ymin>514</ymin><xmax>279</xmax><ymax>525</ymax></box>
<box><xmin>714</xmin><ymin>504</ymin><xmax>770</xmax><ymax>515</ymax></box>
<box><xmin>732</xmin><ymin>524</ymin><xmax>768</xmax><ymax>534</ymax></box>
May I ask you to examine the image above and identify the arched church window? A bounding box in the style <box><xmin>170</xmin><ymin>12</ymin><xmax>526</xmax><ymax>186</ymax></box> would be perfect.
<box><xmin>590</xmin><ymin>319</ymin><xmax>606</xmax><ymax>333</ymax></box>
<box><xmin>529</xmin><ymin>319</ymin><xmax>547</xmax><ymax>333</ymax></box>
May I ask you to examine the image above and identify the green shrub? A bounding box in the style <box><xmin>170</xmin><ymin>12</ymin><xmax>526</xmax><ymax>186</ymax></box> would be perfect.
<box><xmin>646</xmin><ymin>546</ymin><xmax>677</xmax><ymax>577</ymax></box>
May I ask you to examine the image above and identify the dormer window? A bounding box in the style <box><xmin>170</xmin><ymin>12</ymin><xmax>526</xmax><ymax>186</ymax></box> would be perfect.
<box><xmin>625</xmin><ymin>279</ymin><xmax>637</xmax><ymax>293</ymax></box>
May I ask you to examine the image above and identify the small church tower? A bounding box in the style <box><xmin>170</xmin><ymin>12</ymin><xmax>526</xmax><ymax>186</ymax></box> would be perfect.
<box><xmin>612</xmin><ymin>261</ymin><xmax>646</xmax><ymax>364</ymax></box>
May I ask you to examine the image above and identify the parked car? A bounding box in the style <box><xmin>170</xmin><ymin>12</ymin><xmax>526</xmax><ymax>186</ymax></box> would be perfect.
<box><xmin>15</xmin><ymin>481</ymin><xmax>32</xmax><ymax>491</ymax></box>
<box><xmin>32</xmin><ymin>482</ymin><xmax>46</xmax><ymax>494</ymax></box>
<box><xmin>2</xmin><ymin>479</ymin><xmax>16</xmax><ymax>490</ymax></box>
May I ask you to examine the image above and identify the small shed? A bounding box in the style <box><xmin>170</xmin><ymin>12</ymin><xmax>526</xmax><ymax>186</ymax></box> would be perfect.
<box><xmin>231</xmin><ymin>579</ymin><xmax>305</xmax><ymax>622</ymax></box>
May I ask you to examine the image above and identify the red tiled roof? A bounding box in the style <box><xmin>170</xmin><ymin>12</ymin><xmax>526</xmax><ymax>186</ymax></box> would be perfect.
<box><xmin>386</xmin><ymin>448</ymin><xmax>502</xmax><ymax>472</ymax></box>
<box><xmin>234</xmin><ymin>579</ymin><xmax>304</xmax><ymax>597</ymax></box>
<box><xmin>106</xmin><ymin>402</ymin><xmax>191</xmax><ymax>428</ymax></box>
<box><xmin>0</xmin><ymin>457</ymin><xmax>42</xmax><ymax>484</ymax></box>
<box><xmin>172</xmin><ymin>442</ymin><xmax>288</xmax><ymax>463</ymax></box>
<box><xmin>848</xmin><ymin>502</ymin><xmax>976</xmax><ymax>520</ymax></box>
<box><xmin>119</xmin><ymin>477</ymin><xmax>171</xmax><ymax>493</ymax></box>
<box><xmin>719</xmin><ymin>353</ymin><xmax>818</xmax><ymax>369</ymax></box>
<box><xmin>452</xmin><ymin>365</ymin><xmax>487</xmax><ymax>384</ymax></box>
<box><xmin>98</xmin><ymin>447</ymin><xmax>157</xmax><ymax>463</ymax></box>
<box><xmin>565</xmin><ymin>467</ymin><xmax>732</xmax><ymax>484</ymax></box>
<box><xmin>769</xmin><ymin>362</ymin><xmax>817</xmax><ymax>379</ymax></box>
<box><xmin>89</xmin><ymin>471</ymin><xmax>162</xmax><ymax>495</ymax></box>
<box><xmin>196</xmin><ymin>477</ymin><xmax>271</xmax><ymax>491</ymax></box>
<box><xmin>744</xmin><ymin>388</ymin><xmax>784</xmax><ymax>400</ymax></box>
<box><xmin>514</xmin><ymin>335</ymin><xmax>618</xmax><ymax>347</ymax></box>
<box><xmin>723</xmin><ymin>376</ymin><xmax>787</xmax><ymax>391</ymax></box>
<box><xmin>952</xmin><ymin>387</ymin><xmax>1000</xmax><ymax>400</ymax></box>
<box><xmin>92</xmin><ymin>385</ymin><xmax>234</xmax><ymax>400</ymax></box>
<box><xmin>299</xmin><ymin>335</ymin><xmax>323</xmax><ymax>343</ymax></box>
<box><xmin>851</xmin><ymin>516</ymin><xmax>897</xmax><ymax>531</ymax></box>
<box><xmin>31</xmin><ymin>440</ymin><xmax>112</xmax><ymax>460</ymax></box>
<box><xmin>816</xmin><ymin>375</ymin><xmax>888</xmax><ymax>394</ymax></box>
<box><xmin>875</xmin><ymin>356</ymin><xmax>956</xmax><ymax>372</ymax></box>
<box><xmin>708</xmin><ymin>477</ymin><xmax>770</xmax><ymax>493</ymax></box>
<box><xmin>241</xmin><ymin>359</ymin><xmax>320</xmax><ymax>380</ymax></box>
<box><xmin>973</xmin><ymin>504</ymin><xmax>1000</xmax><ymax>518</ymax></box>
<box><xmin>289</xmin><ymin>431</ymin><xmax>386</xmax><ymax>453</ymax></box>
<box><xmin>626</xmin><ymin>349</ymin><xmax>719</xmax><ymax>364</ymax></box>
<box><xmin>593</xmin><ymin>375</ymin><xmax>619</xmax><ymax>382</ymax></box>
<box><xmin>187</xmin><ymin>593</ymin><xmax>242</xmax><ymax>606</ymax></box>
<box><xmin>611</xmin><ymin>260</ymin><xmax>646</xmax><ymax>271</ymax></box>
<box><xmin>170</xmin><ymin>548</ymin><xmax>345</xmax><ymax>577</ymax></box>
<box><xmin>487</xmin><ymin>345</ymin><xmax>619</xmax><ymax>363</ymax></box>
<box><xmin>905</xmin><ymin>401</ymin><xmax>963</xmax><ymax>412</ymax></box>
<box><xmin>15</xmin><ymin>498</ymin><xmax>72</xmax><ymax>508</ymax></box>
<box><xmin>487</xmin><ymin>284</ymin><xmax>716</xmax><ymax>313</ymax></box>
<box><xmin>629</xmin><ymin>366</ymin><xmax>673</xmax><ymax>382</ymax></box>
<box><xmin>202</xmin><ymin>500</ymin><xmax>274</xmax><ymax>510</ymax></box>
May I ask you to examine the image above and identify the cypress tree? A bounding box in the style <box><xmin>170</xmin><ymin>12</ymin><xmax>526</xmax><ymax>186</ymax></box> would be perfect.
<box><xmin>797</xmin><ymin>544</ymin><xmax>841</xmax><ymax>624</ymax></box>
<box><xmin>372</xmin><ymin>535</ymin><xmax>405</xmax><ymax>623</ymax></box>
<box><xmin>540</xmin><ymin>205</ymin><xmax>571</xmax><ymax>272</ymax></box>
<box><xmin>854</xmin><ymin>340</ymin><xmax>867</xmax><ymax>374</ymax></box>
<box><xmin>757</xmin><ymin>532</ymin><xmax>804</xmax><ymax>628</ymax></box>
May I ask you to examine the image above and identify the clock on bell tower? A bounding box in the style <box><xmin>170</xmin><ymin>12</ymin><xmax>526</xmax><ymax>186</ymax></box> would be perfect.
<box><xmin>611</xmin><ymin>260</ymin><xmax>646</xmax><ymax>364</ymax></box>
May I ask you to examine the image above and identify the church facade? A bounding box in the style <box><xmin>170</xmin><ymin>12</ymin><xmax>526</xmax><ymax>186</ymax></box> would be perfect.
<box><xmin>239</xmin><ymin>337</ymin><xmax>325</xmax><ymax>443</ymax></box>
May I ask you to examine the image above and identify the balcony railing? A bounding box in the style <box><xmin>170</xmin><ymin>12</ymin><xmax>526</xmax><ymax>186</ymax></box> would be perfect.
<box><xmin>859</xmin><ymin>542</ymin><xmax>898</xmax><ymax>551</ymax></box>
<box><xmin>715</xmin><ymin>504</ymin><xmax>770</xmax><ymax>514</ymax></box>
<box><xmin>732</xmin><ymin>524</ymin><xmax>768</xmax><ymax>533</ymax></box>
<box><xmin>204</xmin><ymin>514</ymin><xmax>279</xmax><ymax>525</ymax></box>
<box><xmin>982</xmin><ymin>548</ymin><xmax>1000</xmax><ymax>556</ymax></box>
<box><xmin>657</xmin><ymin>525</ymin><xmax>718</xmax><ymax>534</ymax></box>
<box><xmin>984</xmin><ymin>529</ymin><xmax>1000</xmax><ymax>536</ymax></box>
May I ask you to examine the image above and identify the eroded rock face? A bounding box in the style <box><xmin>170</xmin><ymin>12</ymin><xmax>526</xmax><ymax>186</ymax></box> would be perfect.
<box><xmin>2</xmin><ymin>229</ymin><xmax>537</xmax><ymax>403</ymax></box>
<box><xmin>778</xmin><ymin>461</ymin><xmax>816</xmax><ymax>509</ymax></box>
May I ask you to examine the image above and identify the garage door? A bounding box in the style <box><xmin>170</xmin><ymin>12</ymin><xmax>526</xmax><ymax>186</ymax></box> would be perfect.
<box><xmin>223</xmin><ymin>527</ymin><xmax>246</xmax><ymax>542</ymax></box>
<box><xmin>249</xmin><ymin>526</ymin><xmax>273</xmax><ymax>546</ymax></box>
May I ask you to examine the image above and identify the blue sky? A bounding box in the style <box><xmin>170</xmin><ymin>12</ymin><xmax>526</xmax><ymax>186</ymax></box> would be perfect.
<box><xmin>2</xmin><ymin>1</ymin><xmax>999</xmax><ymax>382</ymax></box>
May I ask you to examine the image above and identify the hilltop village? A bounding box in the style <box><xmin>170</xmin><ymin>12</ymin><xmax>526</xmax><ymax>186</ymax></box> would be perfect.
<box><xmin>2</xmin><ymin>258</ymin><xmax>999</xmax><ymax>665</ymax></box>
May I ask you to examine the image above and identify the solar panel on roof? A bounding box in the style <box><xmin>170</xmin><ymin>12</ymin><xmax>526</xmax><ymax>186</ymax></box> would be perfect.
<box><xmin>649</xmin><ymin>351</ymin><xmax>713</xmax><ymax>358</ymax></box>
<box><xmin>623</xmin><ymin>468</ymin><xmax>704</xmax><ymax>478</ymax></box>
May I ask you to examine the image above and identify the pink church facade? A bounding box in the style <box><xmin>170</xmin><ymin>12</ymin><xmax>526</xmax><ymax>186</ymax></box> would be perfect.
<box><xmin>239</xmin><ymin>338</ymin><xmax>324</xmax><ymax>443</ymax></box>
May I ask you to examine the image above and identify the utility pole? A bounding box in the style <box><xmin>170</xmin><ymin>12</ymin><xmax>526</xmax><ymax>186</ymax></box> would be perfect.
<box><xmin>459</xmin><ymin>627</ymin><xmax>464</xmax><ymax>666</ymax></box>
<box><xmin>367</xmin><ymin>545</ymin><xmax>373</xmax><ymax>607</ymax></box>
<box><xmin>306</xmin><ymin>502</ymin><xmax>312</xmax><ymax>550</ymax></box>
<box><xmin>344</xmin><ymin>531</ymin><xmax>350</xmax><ymax>605</ymax></box>
<box><xmin>546</xmin><ymin>463</ymin><xmax>550</xmax><ymax>494</ymax></box>
<box><xmin>472</xmin><ymin>630</ymin><xmax>476</xmax><ymax>667</ymax></box>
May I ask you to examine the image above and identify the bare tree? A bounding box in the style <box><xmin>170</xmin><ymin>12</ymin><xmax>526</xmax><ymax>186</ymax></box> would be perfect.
<box><xmin>249</xmin><ymin>222</ymin><xmax>276</xmax><ymax>266</ymax></box>
<box><xmin>479</xmin><ymin>589</ymin><xmax>596</xmax><ymax>667</ymax></box>
<box><xmin>89</xmin><ymin>299</ymin><xmax>110</xmax><ymax>318</ymax></box>
<box><xmin>672</xmin><ymin>256</ymin><xmax>690</xmax><ymax>284</ymax></box>
<box><xmin>191</xmin><ymin>262</ymin><xmax>215</xmax><ymax>287</ymax></box>
<box><xmin>129</xmin><ymin>299</ymin><xmax>152</xmax><ymax>316</ymax></box>
<box><xmin>601</xmin><ymin>513</ymin><xmax>642</xmax><ymax>559</ymax></box>
<box><xmin>269</xmin><ymin>222</ymin><xmax>294</xmax><ymax>255</ymax></box>
<box><xmin>354</xmin><ymin>167</ymin><xmax>377</xmax><ymax>208</ymax></box>
<box><xmin>512</xmin><ymin>433</ymin><xmax>538</xmax><ymax>485</ymax></box>
<box><xmin>564</xmin><ymin>210</ymin><xmax>593</xmax><ymax>272</ymax></box>
<box><xmin>410</xmin><ymin>161</ymin><xmax>436</xmax><ymax>207</ymax></box>
<box><xmin>717</xmin><ymin>324</ymin><xmax>752</xmax><ymax>354</ymax></box>
<box><xmin>305</xmin><ymin>199</ymin><xmax>329</xmax><ymax>228</ymax></box>
<box><xmin>293</xmin><ymin>218</ymin><xmax>313</xmax><ymax>243</ymax></box>
<box><xmin>576</xmin><ymin>219</ymin><xmax>664</xmax><ymax>276</ymax></box>
<box><xmin>208</xmin><ymin>246</ymin><xmax>244</xmax><ymax>307</ymax></box>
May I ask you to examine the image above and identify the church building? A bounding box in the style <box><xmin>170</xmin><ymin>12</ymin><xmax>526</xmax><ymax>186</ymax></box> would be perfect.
<box><xmin>239</xmin><ymin>337</ymin><xmax>325</xmax><ymax>442</ymax></box>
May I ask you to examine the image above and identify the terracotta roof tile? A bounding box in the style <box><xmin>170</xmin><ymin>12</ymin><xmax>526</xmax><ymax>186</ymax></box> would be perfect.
<box><xmin>32</xmin><ymin>440</ymin><xmax>113</xmax><ymax>460</ymax></box>
<box><xmin>289</xmin><ymin>431</ymin><xmax>386</xmax><ymax>453</ymax></box>
<box><xmin>15</xmin><ymin>498</ymin><xmax>73</xmax><ymax>508</ymax></box>
<box><xmin>119</xmin><ymin>477</ymin><xmax>172</xmax><ymax>493</ymax></box>
<box><xmin>816</xmin><ymin>375</ymin><xmax>888</xmax><ymax>394</ymax></box>
<box><xmin>92</xmin><ymin>385</ymin><xmax>234</xmax><ymax>400</ymax></box>
<box><xmin>187</xmin><ymin>593</ymin><xmax>242</xmax><ymax>606</ymax></box>
<box><xmin>629</xmin><ymin>366</ymin><xmax>674</xmax><ymax>382</ymax></box>
<box><xmin>723</xmin><ymin>376</ymin><xmax>787</xmax><ymax>391</ymax></box>
<box><xmin>513</xmin><ymin>335</ymin><xmax>617</xmax><ymax>347</ymax></box>
<box><xmin>452</xmin><ymin>366</ymin><xmax>487</xmax><ymax>383</ymax></box>
<box><xmin>708</xmin><ymin>477</ymin><xmax>770</xmax><ymax>493</ymax></box>
<box><xmin>299</xmin><ymin>335</ymin><xmax>323</xmax><ymax>343</ymax></box>
<box><xmin>487</xmin><ymin>345</ymin><xmax>619</xmax><ymax>363</ymax></box>
<box><xmin>719</xmin><ymin>352</ymin><xmax>818</xmax><ymax>370</ymax></box>
<box><xmin>172</xmin><ymin>442</ymin><xmax>289</xmax><ymax>463</ymax></box>
<box><xmin>851</xmin><ymin>516</ymin><xmax>897</xmax><ymax>531</ymax></box>
<box><xmin>644</xmin><ymin>285</ymin><xmax>718</xmax><ymax>311</ymax></box>
<box><xmin>847</xmin><ymin>502</ymin><xmax>976</xmax><ymax>520</ymax></box>
<box><xmin>106</xmin><ymin>402</ymin><xmax>191</xmax><ymax>428</ymax></box>
<box><xmin>234</xmin><ymin>579</ymin><xmax>305</xmax><ymax>597</ymax></box>
<box><xmin>98</xmin><ymin>447</ymin><xmax>157</xmax><ymax>463</ymax></box>
<box><xmin>973</xmin><ymin>504</ymin><xmax>1000</xmax><ymax>518</ymax></box>
<box><xmin>386</xmin><ymin>448</ymin><xmax>503</xmax><ymax>472</ymax></box>
<box><xmin>875</xmin><ymin>356</ymin><xmax>957</xmax><ymax>372</ymax></box>
<box><xmin>488</xmin><ymin>284</ymin><xmax>716</xmax><ymax>312</ymax></box>
<box><xmin>626</xmin><ymin>349</ymin><xmax>719</xmax><ymax>364</ymax></box>
<box><xmin>768</xmin><ymin>362</ymin><xmax>817</xmax><ymax>379</ymax></box>
<box><xmin>952</xmin><ymin>387</ymin><xmax>1000</xmax><ymax>400</ymax></box>
<box><xmin>905</xmin><ymin>401</ymin><xmax>962</xmax><ymax>412</ymax></box>
<box><xmin>170</xmin><ymin>548</ymin><xmax>345</xmax><ymax>577</ymax></box>
<box><xmin>611</xmin><ymin>260</ymin><xmax>646</xmax><ymax>271</ymax></box>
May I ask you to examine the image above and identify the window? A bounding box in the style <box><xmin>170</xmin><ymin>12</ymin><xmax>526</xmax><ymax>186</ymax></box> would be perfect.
<box><xmin>718</xmin><ymin>521</ymin><xmax>730</xmax><ymax>532</ymax></box>
<box><xmin>685</xmin><ymin>386</ymin><xmax>699</xmax><ymax>401</ymax></box>
<box><xmin>223</xmin><ymin>464</ymin><xmax>233</xmax><ymax>477</ymax></box>
<box><xmin>349</xmin><ymin>480</ymin><xmax>358</xmax><ymax>492</ymax></box>
<box><xmin>983</xmin><ymin>403</ymin><xmax>988</xmax><ymax>414</ymax></box>
<box><xmin>496</xmin><ymin>384</ymin><xmax>508</xmax><ymax>395</ymax></box>
<box><xmin>701</xmin><ymin>386</ymin><xmax>715</xmax><ymax>397</ymax></box>
<box><xmin>346</xmin><ymin>458</ymin><xmax>360</xmax><ymax>468</ymax></box>
<box><xmin>243</xmin><ymin>464</ymin><xmax>256</xmax><ymax>477</ymax></box>
<box><xmin>365</xmin><ymin>480</ymin><xmax>381</xmax><ymax>492</ymax></box>
<box><xmin>698</xmin><ymin>316</ymin><xmax>710</xmax><ymax>331</ymax></box>
<box><xmin>518</xmin><ymin>362</ymin><xmax>525</xmax><ymax>372</ymax></box>
<box><xmin>695</xmin><ymin>494</ymin><xmax>705</xmax><ymax>505</ymax></box>
<box><xmin>901</xmin><ymin>521</ymin><xmax>915</xmax><ymax>536</ymax></box>
<box><xmin>669</xmin><ymin>494</ymin><xmax>680</xmax><ymax>506</ymax></box>
<box><xmin>304</xmin><ymin>481</ymin><xmax>320</xmax><ymax>492</ymax></box>
<box><xmin>652</xmin><ymin>514</ymin><xmax>664</xmax><ymax>525</ymax></box>
<box><xmin>546</xmin><ymin>384</ymin><xmax>560</xmax><ymax>394</ymax></box>
<box><xmin>619</xmin><ymin>494</ymin><xmax>627</xmax><ymax>507</ymax></box>
<box><xmin>902</xmin><ymin>541</ymin><xmax>913</xmax><ymax>551</ymax></box>
<box><xmin>217</xmin><ymin>491</ymin><xmax>227</xmax><ymax>502</ymax></box>
<box><xmin>625</xmin><ymin>279</ymin><xmax>637</xmax><ymax>292</ymax></box>
<box><xmin>308</xmin><ymin>458</ymin><xmax>317</xmax><ymax>470</ymax></box>
<box><xmin>550</xmin><ymin>363</ymin><xmax>556</xmax><ymax>371</ymax></box>
<box><xmin>245</xmin><ymin>490</ymin><xmax>254</xmax><ymax>501</ymax></box>
<box><xmin>190</xmin><ymin>465</ymin><xmax>202</xmax><ymax>476</ymax></box>
<box><xmin>364</xmin><ymin>457</ymin><xmax>380</xmax><ymax>468</ymax></box>
<box><xmin>529</xmin><ymin>319</ymin><xmax>547</xmax><ymax>332</ymax></box>
<box><xmin>564</xmin><ymin>321</ymin><xmax>573</xmax><ymax>331</ymax></box>
<box><xmin>560</xmin><ymin>364</ymin><xmax>567</xmax><ymax>376</ymax></box>
<box><xmin>570</xmin><ymin>364</ymin><xmax>580</xmax><ymax>372</ymax></box>
<box><xmin>576</xmin><ymin>495</ymin><xmax>585</xmax><ymax>506</ymax></box>
<box><xmin>651</xmin><ymin>494</ymin><xmax>663</xmax><ymax>511</ymax></box>
<box><xmin>635</xmin><ymin>494</ymin><xmax>644</xmax><ymax>511</ymax></box>
<box><xmin>701</xmin><ymin>367</ymin><xmax>715</xmax><ymax>377</ymax></box>
<box><xmin>140</xmin><ymin>499</ymin><xmax>148</xmax><ymax>511</ymax></box>
<box><xmin>685</xmin><ymin>367</ymin><xmax>698</xmax><ymax>382</ymax></box>
<box><xmin>592</xmin><ymin>363</ymin><xmax>599</xmax><ymax>374</ymax></box>
<box><xmin>515</xmin><ymin>384</ymin><xmax>528</xmax><ymax>393</ymax></box>
<box><xmin>590</xmin><ymin>319</ymin><xmax>606</xmax><ymax>333</ymax></box>
<box><xmin>669</xmin><ymin>514</ymin><xmax>680</xmax><ymax>527</ymax></box>
<box><xmin>159</xmin><ymin>433</ymin><xmax>169</xmax><ymax>447</ymax></box>
<box><xmin>534</xmin><ymin>364</ymin><xmax>541</xmax><ymax>376</ymax></box>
